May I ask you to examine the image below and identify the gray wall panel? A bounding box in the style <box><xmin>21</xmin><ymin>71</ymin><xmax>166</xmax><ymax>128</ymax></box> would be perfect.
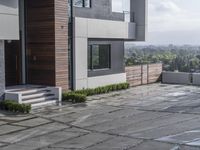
<box><xmin>88</xmin><ymin>40</ymin><xmax>125</xmax><ymax>77</ymax></box>
<box><xmin>0</xmin><ymin>41</ymin><xmax>5</xmax><ymax>99</ymax></box>
<box><xmin>74</xmin><ymin>0</ymin><xmax>124</xmax><ymax>21</ymax></box>
<box><xmin>131</xmin><ymin>0</ymin><xmax>147</xmax><ymax>41</ymax></box>
<box><xmin>162</xmin><ymin>72</ymin><xmax>191</xmax><ymax>85</ymax></box>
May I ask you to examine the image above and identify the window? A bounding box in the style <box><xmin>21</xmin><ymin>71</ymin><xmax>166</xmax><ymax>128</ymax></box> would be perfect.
<box><xmin>73</xmin><ymin>0</ymin><xmax>91</xmax><ymax>8</ymax></box>
<box><xmin>88</xmin><ymin>44</ymin><xmax>111</xmax><ymax>70</ymax></box>
<box><xmin>84</xmin><ymin>0</ymin><xmax>91</xmax><ymax>8</ymax></box>
<box><xmin>112</xmin><ymin>0</ymin><xmax>130</xmax><ymax>13</ymax></box>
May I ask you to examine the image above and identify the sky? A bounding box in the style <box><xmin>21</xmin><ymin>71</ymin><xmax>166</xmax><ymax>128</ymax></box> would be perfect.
<box><xmin>135</xmin><ymin>0</ymin><xmax>200</xmax><ymax>45</ymax></box>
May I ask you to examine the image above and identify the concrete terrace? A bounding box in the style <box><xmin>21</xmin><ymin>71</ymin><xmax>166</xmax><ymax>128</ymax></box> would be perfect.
<box><xmin>1</xmin><ymin>84</ymin><xmax>200</xmax><ymax>149</ymax></box>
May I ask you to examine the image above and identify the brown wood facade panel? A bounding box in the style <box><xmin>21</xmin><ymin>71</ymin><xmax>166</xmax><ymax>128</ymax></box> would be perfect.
<box><xmin>125</xmin><ymin>63</ymin><xmax>163</xmax><ymax>87</ymax></box>
<box><xmin>26</xmin><ymin>0</ymin><xmax>69</xmax><ymax>90</ymax></box>
<box><xmin>26</xmin><ymin>0</ymin><xmax>55</xmax><ymax>86</ymax></box>
<box><xmin>55</xmin><ymin>0</ymin><xmax>69</xmax><ymax>91</ymax></box>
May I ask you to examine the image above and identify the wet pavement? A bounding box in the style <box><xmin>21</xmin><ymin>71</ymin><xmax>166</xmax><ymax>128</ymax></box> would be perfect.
<box><xmin>1</xmin><ymin>84</ymin><xmax>200</xmax><ymax>149</ymax></box>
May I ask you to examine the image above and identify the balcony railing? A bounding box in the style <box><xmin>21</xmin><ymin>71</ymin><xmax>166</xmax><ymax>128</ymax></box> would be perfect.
<box><xmin>123</xmin><ymin>11</ymin><xmax>135</xmax><ymax>22</ymax></box>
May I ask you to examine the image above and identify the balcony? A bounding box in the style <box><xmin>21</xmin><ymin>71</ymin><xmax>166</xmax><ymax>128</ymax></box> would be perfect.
<box><xmin>74</xmin><ymin>17</ymin><xmax>136</xmax><ymax>40</ymax></box>
<box><xmin>123</xmin><ymin>11</ymin><xmax>135</xmax><ymax>22</ymax></box>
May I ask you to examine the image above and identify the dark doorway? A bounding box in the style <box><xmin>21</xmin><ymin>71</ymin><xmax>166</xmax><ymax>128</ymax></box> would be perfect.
<box><xmin>5</xmin><ymin>40</ymin><xmax>22</xmax><ymax>86</ymax></box>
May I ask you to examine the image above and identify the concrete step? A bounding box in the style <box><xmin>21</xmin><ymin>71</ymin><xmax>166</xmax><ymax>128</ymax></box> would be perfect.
<box><xmin>5</xmin><ymin>85</ymin><xmax>61</xmax><ymax>108</ymax></box>
<box><xmin>22</xmin><ymin>95</ymin><xmax>56</xmax><ymax>104</ymax></box>
<box><xmin>6</xmin><ymin>85</ymin><xmax>46</xmax><ymax>93</ymax></box>
<box><xmin>22</xmin><ymin>92</ymin><xmax>53</xmax><ymax>100</ymax></box>
<box><xmin>20</xmin><ymin>88</ymin><xmax>50</xmax><ymax>95</ymax></box>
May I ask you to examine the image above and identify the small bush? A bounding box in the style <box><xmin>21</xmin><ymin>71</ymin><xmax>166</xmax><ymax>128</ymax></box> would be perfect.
<box><xmin>62</xmin><ymin>93</ymin><xmax>86</xmax><ymax>103</ymax></box>
<box><xmin>74</xmin><ymin>82</ymin><xmax>130</xmax><ymax>96</ymax></box>
<box><xmin>0</xmin><ymin>100</ymin><xmax>31</xmax><ymax>113</ymax></box>
<box><xmin>62</xmin><ymin>82</ymin><xmax>130</xmax><ymax>103</ymax></box>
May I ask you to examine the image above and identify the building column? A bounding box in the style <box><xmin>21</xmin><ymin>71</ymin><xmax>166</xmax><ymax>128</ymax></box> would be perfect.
<box><xmin>0</xmin><ymin>40</ymin><xmax>5</xmax><ymax>99</ymax></box>
<box><xmin>54</xmin><ymin>0</ymin><xmax>69</xmax><ymax>91</ymax></box>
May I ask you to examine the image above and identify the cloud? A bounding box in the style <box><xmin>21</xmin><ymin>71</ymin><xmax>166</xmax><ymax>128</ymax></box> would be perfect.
<box><xmin>153</xmin><ymin>1</ymin><xmax>181</xmax><ymax>14</ymax></box>
<box><xmin>148</xmin><ymin>0</ymin><xmax>200</xmax><ymax>32</ymax></box>
<box><xmin>133</xmin><ymin>0</ymin><xmax>200</xmax><ymax>45</ymax></box>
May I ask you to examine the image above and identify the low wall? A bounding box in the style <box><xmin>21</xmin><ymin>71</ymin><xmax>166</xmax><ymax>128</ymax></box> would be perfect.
<box><xmin>125</xmin><ymin>63</ymin><xmax>163</xmax><ymax>87</ymax></box>
<box><xmin>162</xmin><ymin>72</ymin><xmax>200</xmax><ymax>86</ymax></box>
<box><xmin>162</xmin><ymin>72</ymin><xmax>191</xmax><ymax>85</ymax></box>
<box><xmin>193</xmin><ymin>73</ymin><xmax>200</xmax><ymax>85</ymax></box>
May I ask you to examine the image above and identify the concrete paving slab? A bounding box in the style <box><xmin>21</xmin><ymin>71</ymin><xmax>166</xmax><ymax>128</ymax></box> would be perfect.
<box><xmin>41</xmin><ymin>148</ymin><xmax>72</xmax><ymax>150</ymax></box>
<box><xmin>0</xmin><ymin>121</ymin><xmax>7</xmax><ymax>126</ymax></box>
<box><xmin>130</xmin><ymin>117</ymin><xmax>200</xmax><ymax>139</ymax></box>
<box><xmin>51</xmin><ymin>133</ymin><xmax>113</xmax><ymax>149</ymax></box>
<box><xmin>108</xmin><ymin>113</ymin><xmax>196</xmax><ymax>136</ymax></box>
<box><xmin>1</xmin><ymin>144</ymin><xmax>37</xmax><ymax>150</ymax></box>
<box><xmin>0</xmin><ymin>125</ymin><xmax>26</xmax><ymax>135</ymax></box>
<box><xmin>0</xmin><ymin>122</ymin><xmax>69</xmax><ymax>143</ymax></box>
<box><xmin>88</xmin><ymin>111</ymin><xmax>170</xmax><ymax>132</ymax></box>
<box><xmin>129</xmin><ymin>141</ymin><xmax>176</xmax><ymax>150</ymax></box>
<box><xmin>13</xmin><ymin>128</ymin><xmax>89</xmax><ymax>149</ymax></box>
<box><xmin>85</xmin><ymin>137</ymin><xmax>142</xmax><ymax>150</ymax></box>
<box><xmin>51</xmin><ymin>105</ymin><xmax>121</xmax><ymax>124</ymax></box>
<box><xmin>12</xmin><ymin>117</ymin><xmax>51</xmax><ymax>127</ymax></box>
<box><xmin>72</xmin><ymin>109</ymin><xmax>144</xmax><ymax>128</ymax></box>
<box><xmin>0</xmin><ymin>114</ymin><xmax>35</xmax><ymax>122</ymax></box>
<box><xmin>157</xmin><ymin>130</ymin><xmax>200</xmax><ymax>144</ymax></box>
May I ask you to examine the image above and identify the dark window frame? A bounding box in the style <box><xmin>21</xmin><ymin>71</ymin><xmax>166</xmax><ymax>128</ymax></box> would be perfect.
<box><xmin>88</xmin><ymin>44</ymin><xmax>111</xmax><ymax>71</ymax></box>
<box><xmin>73</xmin><ymin>0</ymin><xmax>91</xmax><ymax>8</ymax></box>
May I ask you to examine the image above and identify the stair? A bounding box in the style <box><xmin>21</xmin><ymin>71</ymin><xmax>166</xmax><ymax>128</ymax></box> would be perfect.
<box><xmin>5</xmin><ymin>85</ymin><xmax>62</xmax><ymax>108</ymax></box>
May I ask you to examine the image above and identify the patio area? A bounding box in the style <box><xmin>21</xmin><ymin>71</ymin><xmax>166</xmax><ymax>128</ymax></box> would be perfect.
<box><xmin>1</xmin><ymin>83</ymin><xmax>200</xmax><ymax>149</ymax></box>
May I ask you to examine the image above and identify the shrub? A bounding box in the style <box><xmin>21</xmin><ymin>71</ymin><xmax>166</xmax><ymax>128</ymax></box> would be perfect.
<box><xmin>0</xmin><ymin>100</ymin><xmax>31</xmax><ymax>113</ymax></box>
<box><xmin>74</xmin><ymin>82</ymin><xmax>130</xmax><ymax>96</ymax></box>
<box><xmin>62</xmin><ymin>93</ymin><xmax>86</xmax><ymax>103</ymax></box>
<box><xmin>62</xmin><ymin>82</ymin><xmax>130</xmax><ymax>103</ymax></box>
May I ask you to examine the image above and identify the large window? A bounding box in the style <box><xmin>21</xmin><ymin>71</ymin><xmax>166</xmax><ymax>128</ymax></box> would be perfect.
<box><xmin>73</xmin><ymin>0</ymin><xmax>91</xmax><ymax>8</ymax></box>
<box><xmin>88</xmin><ymin>44</ymin><xmax>111</xmax><ymax>70</ymax></box>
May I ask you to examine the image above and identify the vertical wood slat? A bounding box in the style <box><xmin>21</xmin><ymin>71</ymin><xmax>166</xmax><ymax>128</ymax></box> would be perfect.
<box><xmin>26</xmin><ymin>0</ymin><xmax>56</xmax><ymax>86</ymax></box>
<box><xmin>125</xmin><ymin>63</ymin><xmax>162</xmax><ymax>87</ymax></box>
<box><xmin>26</xmin><ymin>0</ymin><xmax>69</xmax><ymax>90</ymax></box>
<box><xmin>55</xmin><ymin>0</ymin><xmax>69</xmax><ymax>91</ymax></box>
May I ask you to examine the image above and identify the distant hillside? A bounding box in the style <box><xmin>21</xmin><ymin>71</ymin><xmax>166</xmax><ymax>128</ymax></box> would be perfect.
<box><xmin>125</xmin><ymin>44</ymin><xmax>200</xmax><ymax>72</ymax></box>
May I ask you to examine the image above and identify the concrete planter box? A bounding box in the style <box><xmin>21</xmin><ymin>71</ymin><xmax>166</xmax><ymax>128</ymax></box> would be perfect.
<box><xmin>162</xmin><ymin>72</ymin><xmax>191</xmax><ymax>85</ymax></box>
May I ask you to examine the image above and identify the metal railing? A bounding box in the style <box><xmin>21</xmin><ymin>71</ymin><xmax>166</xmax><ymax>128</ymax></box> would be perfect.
<box><xmin>123</xmin><ymin>11</ymin><xmax>135</xmax><ymax>22</ymax></box>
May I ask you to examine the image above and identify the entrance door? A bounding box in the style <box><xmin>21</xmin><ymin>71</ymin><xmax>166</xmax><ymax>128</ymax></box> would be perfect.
<box><xmin>5</xmin><ymin>40</ymin><xmax>22</xmax><ymax>86</ymax></box>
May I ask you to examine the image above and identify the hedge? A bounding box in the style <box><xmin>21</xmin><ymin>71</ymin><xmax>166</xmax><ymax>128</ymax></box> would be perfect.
<box><xmin>62</xmin><ymin>82</ymin><xmax>129</xmax><ymax>103</ymax></box>
<box><xmin>74</xmin><ymin>82</ymin><xmax>130</xmax><ymax>96</ymax></box>
<box><xmin>62</xmin><ymin>93</ymin><xmax>86</xmax><ymax>103</ymax></box>
<box><xmin>0</xmin><ymin>100</ymin><xmax>31</xmax><ymax>113</ymax></box>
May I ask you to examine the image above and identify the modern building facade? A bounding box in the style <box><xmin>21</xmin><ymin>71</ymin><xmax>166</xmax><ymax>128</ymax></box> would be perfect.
<box><xmin>0</xmin><ymin>0</ymin><xmax>147</xmax><ymax>99</ymax></box>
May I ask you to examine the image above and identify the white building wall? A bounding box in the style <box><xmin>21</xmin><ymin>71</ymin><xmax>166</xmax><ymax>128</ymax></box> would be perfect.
<box><xmin>74</xmin><ymin>17</ymin><xmax>132</xmax><ymax>90</ymax></box>
<box><xmin>88</xmin><ymin>73</ymin><xmax>127</xmax><ymax>89</ymax></box>
<box><xmin>0</xmin><ymin>0</ymin><xmax>19</xmax><ymax>40</ymax></box>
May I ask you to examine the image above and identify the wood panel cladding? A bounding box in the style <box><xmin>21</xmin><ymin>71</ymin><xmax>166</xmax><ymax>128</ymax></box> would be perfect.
<box><xmin>125</xmin><ymin>63</ymin><xmax>162</xmax><ymax>87</ymax></box>
<box><xmin>55</xmin><ymin>0</ymin><xmax>69</xmax><ymax>91</ymax></box>
<box><xmin>26</xmin><ymin>0</ymin><xmax>69</xmax><ymax>90</ymax></box>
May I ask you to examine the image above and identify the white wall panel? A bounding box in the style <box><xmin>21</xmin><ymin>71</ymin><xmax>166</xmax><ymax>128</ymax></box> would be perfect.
<box><xmin>0</xmin><ymin>0</ymin><xmax>19</xmax><ymax>40</ymax></box>
<box><xmin>88</xmin><ymin>73</ymin><xmax>127</xmax><ymax>89</ymax></box>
